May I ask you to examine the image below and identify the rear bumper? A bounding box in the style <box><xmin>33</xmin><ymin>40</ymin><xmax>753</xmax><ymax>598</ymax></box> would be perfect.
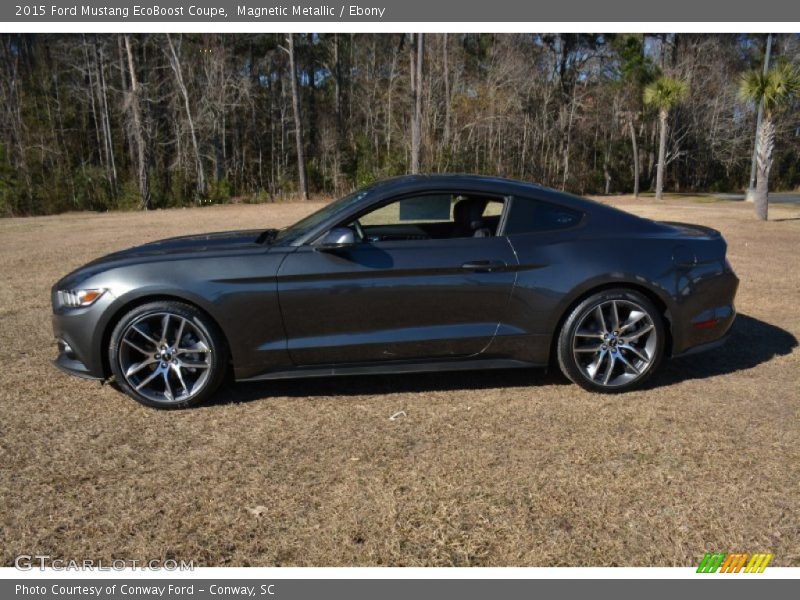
<box><xmin>669</xmin><ymin>268</ymin><xmax>739</xmax><ymax>357</ymax></box>
<box><xmin>672</xmin><ymin>331</ymin><xmax>731</xmax><ymax>358</ymax></box>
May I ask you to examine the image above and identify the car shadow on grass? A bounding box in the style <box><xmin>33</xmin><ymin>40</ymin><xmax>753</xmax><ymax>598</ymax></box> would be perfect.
<box><xmin>209</xmin><ymin>362</ymin><xmax>569</xmax><ymax>406</ymax></box>
<box><xmin>644</xmin><ymin>313</ymin><xmax>797</xmax><ymax>389</ymax></box>
<box><xmin>208</xmin><ymin>313</ymin><xmax>795</xmax><ymax>406</ymax></box>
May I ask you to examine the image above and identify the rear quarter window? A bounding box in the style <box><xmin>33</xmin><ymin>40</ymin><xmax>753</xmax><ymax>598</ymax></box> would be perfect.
<box><xmin>504</xmin><ymin>196</ymin><xmax>583</xmax><ymax>234</ymax></box>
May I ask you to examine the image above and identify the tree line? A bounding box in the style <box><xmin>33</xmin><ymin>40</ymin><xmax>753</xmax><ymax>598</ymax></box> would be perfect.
<box><xmin>0</xmin><ymin>33</ymin><xmax>798</xmax><ymax>218</ymax></box>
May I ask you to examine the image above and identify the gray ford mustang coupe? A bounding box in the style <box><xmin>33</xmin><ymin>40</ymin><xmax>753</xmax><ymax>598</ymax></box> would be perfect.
<box><xmin>52</xmin><ymin>175</ymin><xmax>738</xmax><ymax>408</ymax></box>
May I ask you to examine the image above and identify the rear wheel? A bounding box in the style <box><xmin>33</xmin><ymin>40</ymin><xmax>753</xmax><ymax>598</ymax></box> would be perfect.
<box><xmin>557</xmin><ymin>289</ymin><xmax>664</xmax><ymax>393</ymax></box>
<box><xmin>109</xmin><ymin>301</ymin><xmax>228</xmax><ymax>409</ymax></box>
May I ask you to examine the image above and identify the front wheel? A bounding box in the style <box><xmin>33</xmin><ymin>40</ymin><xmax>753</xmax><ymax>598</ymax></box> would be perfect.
<box><xmin>557</xmin><ymin>289</ymin><xmax>665</xmax><ymax>393</ymax></box>
<box><xmin>109</xmin><ymin>301</ymin><xmax>228</xmax><ymax>409</ymax></box>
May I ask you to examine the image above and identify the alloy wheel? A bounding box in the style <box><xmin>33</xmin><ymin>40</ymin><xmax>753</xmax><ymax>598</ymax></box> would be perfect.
<box><xmin>571</xmin><ymin>299</ymin><xmax>658</xmax><ymax>388</ymax></box>
<box><xmin>118</xmin><ymin>312</ymin><xmax>212</xmax><ymax>404</ymax></box>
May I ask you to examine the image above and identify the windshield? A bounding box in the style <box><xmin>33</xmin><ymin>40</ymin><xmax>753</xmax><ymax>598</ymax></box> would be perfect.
<box><xmin>273</xmin><ymin>186</ymin><xmax>375</xmax><ymax>244</ymax></box>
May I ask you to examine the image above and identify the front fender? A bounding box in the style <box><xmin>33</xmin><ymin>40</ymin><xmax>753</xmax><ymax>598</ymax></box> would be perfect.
<box><xmin>86</xmin><ymin>252</ymin><xmax>291</xmax><ymax>379</ymax></box>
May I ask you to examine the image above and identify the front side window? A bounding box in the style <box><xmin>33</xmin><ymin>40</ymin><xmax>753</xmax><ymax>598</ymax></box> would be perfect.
<box><xmin>274</xmin><ymin>187</ymin><xmax>374</xmax><ymax>244</ymax></box>
<box><xmin>504</xmin><ymin>196</ymin><xmax>583</xmax><ymax>234</ymax></box>
<box><xmin>344</xmin><ymin>193</ymin><xmax>506</xmax><ymax>242</ymax></box>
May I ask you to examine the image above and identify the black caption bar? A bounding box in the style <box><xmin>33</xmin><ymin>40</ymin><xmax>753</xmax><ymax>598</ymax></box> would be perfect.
<box><xmin>4</xmin><ymin>0</ymin><xmax>800</xmax><ymax>22</ymax></box>
<box><xmin>5</xmin><ymin>579</ymin><xmax>799</xmax><ymax>600</ymax></box>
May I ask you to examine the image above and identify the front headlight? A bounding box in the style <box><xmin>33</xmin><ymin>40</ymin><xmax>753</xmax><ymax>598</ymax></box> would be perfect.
<box><xmin>58</xmin><ymin>288</ymin><xmax>106</xmax><ymax>308</ymax></box>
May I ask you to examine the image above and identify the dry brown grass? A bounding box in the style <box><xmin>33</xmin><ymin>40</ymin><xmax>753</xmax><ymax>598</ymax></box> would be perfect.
<box><xmin>0</xmin><ymin>196</ymin><xmax>798</xmax><ymax>567</ymax></box>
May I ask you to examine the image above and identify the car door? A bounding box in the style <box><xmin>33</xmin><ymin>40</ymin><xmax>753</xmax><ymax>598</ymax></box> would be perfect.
<box><xmin>276</xmin><ymin>197</ymin><xmax>518</xmax><ymax>366</ymax></box>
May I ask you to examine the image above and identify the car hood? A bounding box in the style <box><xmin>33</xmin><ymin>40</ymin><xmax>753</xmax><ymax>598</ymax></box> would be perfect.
<box><xmin>93</xmin><ymin>229</ymin><xmax>267</xmax><ymax>261</ymax></box>
<box><xmin>55</xmin><ymin>229</ymin><xmax>269</xmax><ymax>290</ymax></box>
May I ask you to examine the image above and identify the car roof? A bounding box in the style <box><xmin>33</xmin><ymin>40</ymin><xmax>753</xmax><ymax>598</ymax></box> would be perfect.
<box><xmin>289</xmin><ymin>174</ymin><xmax>663</xmax><ymax>245</ymax></box>
<box><xmin>363</xmin><ymin>173</ymin><xmax>547</xmax><ymax>194</ymax></box>
<box><xmin>358</xmin><ymin>174</ymin><xmax>636</xmax><ymax>218</ymax></box>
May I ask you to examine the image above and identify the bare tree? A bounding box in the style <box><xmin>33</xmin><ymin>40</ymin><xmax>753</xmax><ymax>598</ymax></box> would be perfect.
<box><xmin>442</xmin><ymin>33</ymin><xmax>451</xmax><ymax>145</ymax></box>
<box><xmin>628</xmin><ymin>117</ymin><xmax>640</xmax><ymax>197</ymax></box>
<box><xmin>285</xmin><ymin>34</ymin><xmax>308</xmax><ymax>199</ymax></box>
<box><xmin>324</xmin><ymin>33</ymin><xmax>344</xmax><ymax>191</ymax></box>
<box><xmin>410</xmin><ymin>33</ymin><xmax>423</xmax><ymax>174</ymax></box>
<box><xmin>385</xmin><ymin>35</ymin><xmax>401</xmax><ymax>156</ymax></box>
<box><xmin>95</xmin><ymin>42</ymin><xmax>117</xmax><ymax>195</ymax></box>
<box><xmin>165</xmin><ymin>34</ymin><xmax>206</xmax><ymax>198</ymax></box>
<box><xmin>123</xmin><ymin>35</ymin><xmax>150</xmax><ymax>210</ymax></box>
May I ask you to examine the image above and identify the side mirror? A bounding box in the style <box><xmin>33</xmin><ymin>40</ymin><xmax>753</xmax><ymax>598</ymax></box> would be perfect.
<box><xmin>317</xmin><ymin>227</ymin><xmax>356</xmax><ymax>250</ymax></box>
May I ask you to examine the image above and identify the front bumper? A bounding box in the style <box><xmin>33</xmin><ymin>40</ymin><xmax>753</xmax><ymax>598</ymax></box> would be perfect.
<box><xmin>54</xmin><ymin>348</ymin><xmax>102</xmax><ymax>380</ymax></box>
<box><xmin>51</xmin><ymin>292</ymin><xmax>115</xmax><ymax>380</ymax></box>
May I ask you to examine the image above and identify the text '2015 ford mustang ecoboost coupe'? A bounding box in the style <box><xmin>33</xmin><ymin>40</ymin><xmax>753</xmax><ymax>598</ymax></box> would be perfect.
<box><xmin>52</xmin><ymin>175</ymin><xmax>738</xmax><ymax>408</ymax></box>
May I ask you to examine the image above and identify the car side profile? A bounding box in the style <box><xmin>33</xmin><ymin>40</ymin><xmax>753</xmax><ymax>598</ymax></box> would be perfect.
<box><xmin>52</xmin><ymin>175</ymin><xmax>738</xmax><ymax>408</ymax></box>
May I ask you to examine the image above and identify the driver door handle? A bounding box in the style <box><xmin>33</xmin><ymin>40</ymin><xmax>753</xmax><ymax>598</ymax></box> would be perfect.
<box><xmin>461</xmin><ymin>260</ymin><xmax>507</xmax><ymax>273</ymax></box>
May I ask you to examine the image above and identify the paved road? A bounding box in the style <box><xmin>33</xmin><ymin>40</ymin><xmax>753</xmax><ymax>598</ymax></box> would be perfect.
<box><xmin>715</xmin><ymin>192</ymin><xmax>800</xmax><ymax>204</ymax></box>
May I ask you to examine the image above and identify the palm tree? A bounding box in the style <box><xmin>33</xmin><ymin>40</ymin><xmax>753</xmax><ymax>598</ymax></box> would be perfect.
<box><xmin>739</xmin><ymin>63</ymin><xmax>800</xmax><ymax>220</ymax></box>
<box><xmin>644</xmin><ymin>76</ymin><xmax>688</xmax><ymax>200</ymax></box>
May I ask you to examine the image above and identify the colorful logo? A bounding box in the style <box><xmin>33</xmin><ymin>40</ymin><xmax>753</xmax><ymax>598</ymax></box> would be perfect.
<box><xmin>697</xmin><ymin>552</ymin><xmax>773</xmax><ymax>573</ymax></box>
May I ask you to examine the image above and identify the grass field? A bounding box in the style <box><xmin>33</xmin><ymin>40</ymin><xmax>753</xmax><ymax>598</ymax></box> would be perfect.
<box><xmin>1</xmin><ymin>196</ymin><xmax>798</xmax><ymax>567</ymax></box>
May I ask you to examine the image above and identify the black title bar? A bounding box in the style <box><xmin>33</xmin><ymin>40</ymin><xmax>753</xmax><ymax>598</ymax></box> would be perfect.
<box><xmin>5</xmin><ymin>0</ymin><xmax>800</xmax><ymax>22</ymax></box>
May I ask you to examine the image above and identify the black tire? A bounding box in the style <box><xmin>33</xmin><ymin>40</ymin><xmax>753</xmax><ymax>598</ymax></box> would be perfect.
<box><xmin>556</xmin><ymin>288</ymin><xmax>665</xmax><ymax>393</ymax></box>
<box><xmin>109</xmin><ymin>301</ymin><xmax>228</xmax><ymax>409</ymax></box>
